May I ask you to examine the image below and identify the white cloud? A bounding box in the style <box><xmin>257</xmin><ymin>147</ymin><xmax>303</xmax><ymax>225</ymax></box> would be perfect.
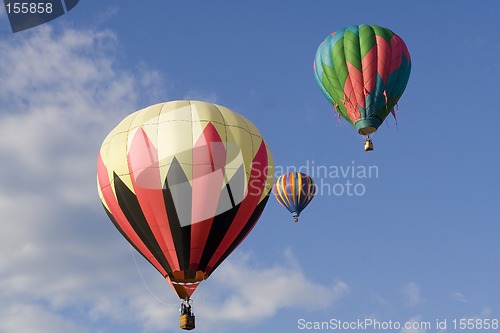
<box><xmin>116</xmin><ymin>249</ymin><xmax>349</xmax><ymax>333</ymax></box>
<box><xmin>0</xmin><ymin>25</ymin><xmax>166</xmax><ymax>332</ymax></box>
<box><xmin>450</xmin><ymin>291</ymin><xmax>467</xmax><ymax>302</ymax></box>
<box><xmin>0</xmin><ymin>303</ymin><xmax>93</xmax><ymax>333</ymax></box>
<box><xmin>370</xmin><ymin>293</ymin><xmax>394</xmax><ymax>310</ymax></box>
<box><xmin>0</xmin><ymin>25</ymin><xmax>347</xmax><ymax>333</ymax></box>
<box><xmin>197</xmin><ymin>249</ymin><xmax>348</xmax><ymax>326</ymax></box>
<box><xmin>0</xmin><ymin>26</ymin><xmax>163</xmax><ymax>206</ymax></box>
<box><xmin>401</xmin><ymin>282</ymin><xmax>424</xmax><ymax>307</ymax></box>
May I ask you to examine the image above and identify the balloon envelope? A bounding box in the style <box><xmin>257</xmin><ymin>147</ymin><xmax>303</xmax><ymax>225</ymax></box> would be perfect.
<box><xmin>97</xmin><ymin>100</ymin><xmax>274</xmax><ymax>299</ymax></box>
<box><xmin>314</xmin><ymin>24</ymin><xmax>411</xmax><ymax>135</ymax></box>
<box><xmin>273</xmin><ymin>172</ymin><xmax>316</xmax><ymax>222</ymax></box>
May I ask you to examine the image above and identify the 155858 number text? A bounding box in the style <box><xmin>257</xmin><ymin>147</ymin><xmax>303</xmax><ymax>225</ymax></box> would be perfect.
<box><xmin>452</xmin><ymin>318</ymin><xmax>499</xmax><ymax>330</ymax></box>
<box><xmin>5</xmin><ymin>2</ymin><xmax>53</xmax><ymax>14</ymax></box>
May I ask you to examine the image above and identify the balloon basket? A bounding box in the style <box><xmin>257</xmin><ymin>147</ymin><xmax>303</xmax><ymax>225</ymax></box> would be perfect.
<box><xmin>180</xmin><ymin>314</ymin><xmax>195</xmax><ymax>330</ymax></box>
<box><xmin>364</xmin><ymin>138</ymin><xmax>373</xmax><ymax>151</ymax></box>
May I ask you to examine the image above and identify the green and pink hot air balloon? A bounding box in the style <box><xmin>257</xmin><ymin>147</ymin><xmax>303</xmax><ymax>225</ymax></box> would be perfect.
<box><xmin>314</xmin><ymin>24</ymin><xmax>411</xmax><ymax>151</ymax></box>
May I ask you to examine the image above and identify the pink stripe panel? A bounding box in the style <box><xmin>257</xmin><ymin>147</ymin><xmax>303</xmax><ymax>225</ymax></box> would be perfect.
<box><xmin>343</xmin><ymin>75</ymin><xmax>362</xmax><ymax>122</ymax></box>
<box><xmin>346</xmin><ymin>62</ymin><xmax>365</xmax><ymax>109</ymax></box>
<box><xmin>389</xmin><ymin>35</ymin><xmax>404</xmax><ymax>74</ymax></box>
<box><xmin>127</xmin><ymin>128</ymin><xmax>180</xmax><ymax>271</ymax></box>
<box><xmin>376</xmin><ymin>35</ymin><xmax>391</xmax><ymax>84</ymax></box>
<box><xmin>190</xmin><ymin>123</ymin><xmax>224</xmax><ymax>268</ymax></box>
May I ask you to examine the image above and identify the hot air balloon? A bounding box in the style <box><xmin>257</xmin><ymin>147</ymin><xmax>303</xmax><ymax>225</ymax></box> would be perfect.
<box><xmin>314</xmin><ymin>24</ymin><xmax>411</xmax><ymax>151</ymax></box>
<box><xmin>97</xmin><ymin>100</ymin><xmax>274</xmax><ymax>330</ymax></box>
<box><xmin>273</xmin><ymin>172</ymin><xmax>316</xmax><ymax>222</ymax></box>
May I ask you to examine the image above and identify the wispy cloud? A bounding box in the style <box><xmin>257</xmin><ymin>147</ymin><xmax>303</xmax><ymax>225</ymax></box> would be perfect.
<box><xmin>401</xmin><ymin>282</ymin><xmax>424</xmax><ymax>307</ymax></box>
<box><xmin>198</xmin><ymin>249</ymin><xmax>349</xmax><ymax>326</ymax></box>
<box><xmin>122</xmin><ymin>249</ymin><xmax>349</xmax><ymax>332</ymax></box>
<box><xmin>0</xmin><ymin>303</ymin><xmax>93</xmax><ymax>333</ymax></box>
<box><xmin>450</xmin><ymin>291</ymin><xmax>467</xmax><ymax>303</ymax></box>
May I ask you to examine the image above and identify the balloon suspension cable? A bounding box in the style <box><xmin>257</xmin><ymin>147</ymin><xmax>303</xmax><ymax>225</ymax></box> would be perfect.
<box><xmin>129</xmin><ymin>245</ymin><xmax>174</xmax><ymax>306</ymax></box>
<box><xmin>364</xmin><ymin>135</ymin><xmax>374</xmax><ymax>152</ymax></box>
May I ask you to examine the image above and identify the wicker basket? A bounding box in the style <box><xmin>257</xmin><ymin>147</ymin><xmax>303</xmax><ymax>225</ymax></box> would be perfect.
<box><xmin>180</xmin><ymin>314</ymin><xmax>195</xmax><ymax>330</ymax></box>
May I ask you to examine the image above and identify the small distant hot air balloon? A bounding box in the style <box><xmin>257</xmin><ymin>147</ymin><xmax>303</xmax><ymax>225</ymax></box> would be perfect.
<box><xmin>314</xmin><ymin>24</ymin><xmax>411</xmax><ymax>151</ymax></box>
<box><xmin>274</xmin><ymin>172</ymin><xmax>316</xmax><ymax>222</ymax></box>
<box><xmin>97</xmin><ymin>100</ymin><xmax>274</xmax><ymax>330</ymax></box>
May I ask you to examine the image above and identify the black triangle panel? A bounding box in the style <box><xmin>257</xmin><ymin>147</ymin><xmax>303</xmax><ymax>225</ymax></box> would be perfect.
<box><xmin>162</xmin><ymin>158</ymin><xmax>192</xmax><ymax>274</ymax></box>
<box><xmin>113</xmin><ymin>172</ymin><xmax>172</xmax><ymax>274</ymax></box>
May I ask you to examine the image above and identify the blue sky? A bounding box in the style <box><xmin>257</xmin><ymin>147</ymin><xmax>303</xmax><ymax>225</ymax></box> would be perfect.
<box><xmin>1</xmin><ymin>1</ymin><xmax>500</xmax><ymax>332</ymax></box>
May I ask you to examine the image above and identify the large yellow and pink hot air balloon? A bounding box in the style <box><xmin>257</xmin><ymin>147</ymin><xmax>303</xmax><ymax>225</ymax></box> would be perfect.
<box><xmin>97</xmin><ymin>100</ymin><xmax>274</xmax><ymax>330</ymax></box>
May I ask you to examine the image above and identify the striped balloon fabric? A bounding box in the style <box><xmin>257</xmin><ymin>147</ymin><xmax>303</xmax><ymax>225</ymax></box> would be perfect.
<box><xmin>314</xmin><ymin>24</ymin><xmax>411</xmax><ymax>136</ymax></box>
<box><xmin>273</xmin><ymin>172</ymin><xmax>316</xmax><ymax>222</ymax></box>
